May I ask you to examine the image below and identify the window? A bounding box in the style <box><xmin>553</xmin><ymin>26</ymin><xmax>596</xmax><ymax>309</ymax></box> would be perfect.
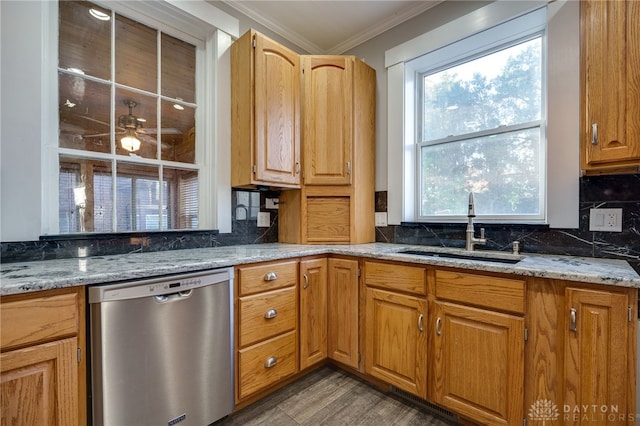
<box><xmin>57</xmin><ymin>1</ymin><xmax>200</xmax><ymax>233</ymax></box>
<box><xmin>411</xmin><ymin>10</ymin><xmax>546</xmax><ymax>222</ymax></box>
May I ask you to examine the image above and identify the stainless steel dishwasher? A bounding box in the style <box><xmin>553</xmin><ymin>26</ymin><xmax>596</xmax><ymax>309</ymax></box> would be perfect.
<box><xmin>89</xmin><ymin>268</ymin><xmax>234</xmax><ymax>426</ymax></box>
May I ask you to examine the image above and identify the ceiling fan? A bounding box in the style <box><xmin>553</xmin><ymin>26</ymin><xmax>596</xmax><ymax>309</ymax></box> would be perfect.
<box><xmin>81</xmin><ymin>100</ymin><xmax>183</xmax><ymax>151</ymax></box>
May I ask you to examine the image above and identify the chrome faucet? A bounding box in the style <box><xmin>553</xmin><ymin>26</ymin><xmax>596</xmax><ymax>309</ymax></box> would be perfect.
<box><xmin>465</xmin><ymin>192</ymin><xmax>486</xmax><ymax>251</ymax></box>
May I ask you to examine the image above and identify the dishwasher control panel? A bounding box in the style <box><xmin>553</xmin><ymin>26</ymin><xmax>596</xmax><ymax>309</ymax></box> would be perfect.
<box><xmin>88</xmin><ymin>268</ymin><xmax>232</xmax><ymax>303</ymax></box>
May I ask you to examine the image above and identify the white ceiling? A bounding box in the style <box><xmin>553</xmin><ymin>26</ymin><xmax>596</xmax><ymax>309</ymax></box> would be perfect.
<box><xmin>221</xmin><ymin>1</ymin><xmax>443</xmax><ymax>54</ymax></box>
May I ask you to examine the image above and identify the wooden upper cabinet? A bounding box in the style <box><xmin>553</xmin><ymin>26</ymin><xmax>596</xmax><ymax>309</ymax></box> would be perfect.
<box><xmin>302</xmin><ymin>56</ymin><xmax>353</xmax><ymax>185</ymax></box>
<box><xmin>231</xmin><ymin>30</ymin><xmax>301</xmax><ymax>188</ymax></box>
<box><xmin>581</xmin><ymin>0</ymin><xmax>640</xmax><ymax>172</ymax></box>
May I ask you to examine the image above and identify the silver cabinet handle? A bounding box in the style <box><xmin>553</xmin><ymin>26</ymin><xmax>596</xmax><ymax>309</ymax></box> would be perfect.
<box><xmin>569</xmin><ymin>308</ymin><xmax>577</xmax><ymax>332</ymax></box>
<box><xmin>264</xmin><ymin>356</ymin><xmax>278</xmax><ymax>368</ymax></box>
<box><xmin>264</xmin><ymin>271</ymin><xmax>278</xmax><ymax>281</ymax></box>
<box><xmin>295</xmin><ymin>162</ymin><xmax>301</xmax><ymax>174</ymax></box>
<box><xmin>435</xmin><ymin>317</ymin><xmax>442</xmax><ymax>336</ymax></box>
<box><xmin>346</xmin><ymin>161</ymin><xmax>352</xmax><ymax>175</ymax></box>
<box><xmin>303</xmin><ymin>273</ymin><xmax>309</xmax><ymax>289</ymax></box>
<box><xmin>418</xmin><ymin>314</ymin><xmax>424</xmax><ymax>332</ymax></box>
<box><xmin>591</xmin><ymin>123</ymin><xmax>598</xmax><ymax>145</ymax></box>
<box><xmin>264</xmin><ymin>308</ymin><xmax>277</xmax><ymax>319</ymax></box>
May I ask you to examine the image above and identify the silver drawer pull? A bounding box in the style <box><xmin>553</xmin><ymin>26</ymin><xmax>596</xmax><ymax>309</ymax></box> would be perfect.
<box><xmin>264</xmin><ymin>356</ymin><xmax>278</xmax><ymax>368</ymax></box>
<box><xmin>264</xmin><ymin>308</ymin><xmax>277</xmax><ymax>319</ymax></box>
<box><xmin>264</xmin><ymin>272</ymin><xmax>278</xmax><ymax>281</ymax></box>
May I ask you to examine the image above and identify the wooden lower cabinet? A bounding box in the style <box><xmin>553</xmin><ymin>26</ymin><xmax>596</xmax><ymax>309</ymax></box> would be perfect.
<box><xmin>0</xmin><ymin>287</ymin><xmax>85</xmax><ymax>426</ymax></box>
<box><xmin>235</xmin><ymin>260</ymin><xmax>299</xmax><ymax>403</ymax></box>
<box><xmin>299</xmin><ymin>258</ymin><xmax>328</xmax><ymax>370</ymax></box>
<box><xmin>364</xmin><ymin>287</ymin><xmax>427</xmax><ymax>398</ymax></box>
<box><xmin>430</xmin><ymin>301</ymin><xmax>524</xmax><ymax>425</ymax></box>
<box><xmin>327</xmin><ymin>258</ymin><xmax>359</xmax><ymax>368</ymax></box>
<box><xmin>564</xmin><ymin>286</ymin><xmax>636</xmax><ymax>423</ymax></box>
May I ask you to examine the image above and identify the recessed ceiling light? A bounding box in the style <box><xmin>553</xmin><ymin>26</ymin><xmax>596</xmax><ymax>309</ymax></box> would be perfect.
<box><xmin>136</xmin><ymin>117</ymin><xmax>146</xmax><ymax>123</ymax></box>
<box><xmin>173</xmin><ymin>104</ymin><xmax>185</xmax><ymax>110</ymax></box>
<box><xmin>89</xmin><ymin>8</ymin><xmax>111</xmax><ymax>21</ymax></box>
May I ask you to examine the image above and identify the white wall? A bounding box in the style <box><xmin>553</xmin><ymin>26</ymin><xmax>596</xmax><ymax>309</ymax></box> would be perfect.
<box><xmin>345</xmin><ymin>1</ymin><xmax>491</xmax><ymax>191</ymax></box>
<box><xmin>1</xmin><ymin>1</ymin><xmax>45</xmax><ymax>242</ymax></box>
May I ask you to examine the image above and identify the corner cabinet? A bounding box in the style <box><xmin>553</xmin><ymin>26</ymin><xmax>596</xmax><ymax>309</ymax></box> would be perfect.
<box><xmin>581</xmin><ymin>0</ymin><xmax>640</xmax><ymax>173</ymax></box>
<box><xmin>1</xmin><ymin>287</ymin><xmax>86</xmax><ymax>426</ymax></box>
<box><xmin>327</xmin><ymin>258</ymin><xmax>360</xmax><ymax>369</ymax></box>
<box><xmin>299</xmin><ymin>257</ymin><xmax>328</xmax><ymax>370</ymax></box>
<box><xmin>279</xmin><ymin>56</ymin><xmax>375</xmax><ymax>244</ymax></box>
<box><xmin>231</xmin><ymin>30</ymin><xmax>301</xmax><ymax>188</ymax></box>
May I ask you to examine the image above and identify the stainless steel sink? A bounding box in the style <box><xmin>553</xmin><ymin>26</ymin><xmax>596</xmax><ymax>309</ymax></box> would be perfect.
<box><xmin>398</xmin><ymin>249</ymin><xmax>523</xmax><ymax>264</ymax></box>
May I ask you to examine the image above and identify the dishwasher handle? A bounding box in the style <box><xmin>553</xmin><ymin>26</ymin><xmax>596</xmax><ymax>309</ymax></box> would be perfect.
<box><xmin>155</xmin><ymin>290</ymin><xmax>193</xmax><ymax>303</ymax></box>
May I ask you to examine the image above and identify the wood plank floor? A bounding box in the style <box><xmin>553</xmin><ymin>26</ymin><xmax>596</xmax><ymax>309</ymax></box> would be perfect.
<box><xmin>216</xmin><ymin>366</ymin><xmax>456</xmax><ymax>425</ymax></box>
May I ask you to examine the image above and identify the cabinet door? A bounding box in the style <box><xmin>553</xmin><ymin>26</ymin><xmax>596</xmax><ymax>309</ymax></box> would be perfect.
<box><xmin>254</xmin><ymin>33</ymin><xmax>301</xmax><ymax>186</ymax></box>
<box><xmin>327</xmin><ymin>258</ymin><xmax>359</xmax><ymax>368</ymax></box>
<box><xmin>302</xmin><ymin>56</ymin><xmax>353</xmax><ymax>185</ymax></box>
<box><xmin>365</xmin><ymin>288</ymin><xmax>427</xmax><ymax>398</ymax></box>
<box><xmin>564</xmin><ymin>287</ymin><xmax>632</xmax><ymax>417</ymax></box>
<box><xmin>581</xmin><ymin>0</ymin><xmax>640</xmax><ymax>169</ymax></box>
<box><xmin>299</xmin><ymin>258</ymin><xmax>328</xmax><ymax>369</ymax></box>
<box><xmin>431</xmin><ymin>301</ymin><xmax>524</xmax><ymax>425</ymax></box>
<box><xmin>1</xmin><ymin>338</ymin><xmax>79</xmax><ymax>426</ymax></box>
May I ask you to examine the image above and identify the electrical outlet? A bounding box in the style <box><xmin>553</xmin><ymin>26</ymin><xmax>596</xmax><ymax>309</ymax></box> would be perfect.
<box><xmin>375</xmin><ymin>212</ymin><xmax>388</xmax><ymax>227</ymax></box>
<box><xmin>257</xmin><ymin>212</ymin><xmax>271</xmax><ymax>227</ymax></box>
<box><xmin>265</xmin><ymin>198</ymin><xmax>279</xmax><ymax>209</ymax></box>
<box><xmin>589</xmin><ymin>208</ymin><xmax>622</xmax><ymax>232</ymax></box>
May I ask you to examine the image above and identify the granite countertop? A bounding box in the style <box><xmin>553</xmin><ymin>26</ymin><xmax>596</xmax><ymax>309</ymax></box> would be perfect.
<box><xmin>1</xmin><ymin>243</ymin><xmax>639</xmax><ymax>296</ymax></box>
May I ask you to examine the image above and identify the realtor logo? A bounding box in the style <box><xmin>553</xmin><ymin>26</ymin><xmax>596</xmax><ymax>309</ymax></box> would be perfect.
<box><xmin>529</xmin><ymin>399</ymin><xmax>560</xmax><ymax>424</ymax></box>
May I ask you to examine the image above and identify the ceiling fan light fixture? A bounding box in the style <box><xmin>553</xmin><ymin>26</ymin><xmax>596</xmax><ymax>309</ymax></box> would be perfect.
<box><xmin>121</xmin><ymin>129</ymin><xmax>141</xmax><ymax>152</ymax></box>
<box><xmin>89</xmin><ymin>8</ymin><xmax>111</xmax><ymax>21</ymax></box>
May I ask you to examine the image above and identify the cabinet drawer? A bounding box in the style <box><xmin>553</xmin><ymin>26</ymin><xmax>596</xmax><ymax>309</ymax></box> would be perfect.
<box><xmin>1</xmin><ymin>290</ymin><xmax>79</xmax><ymax>350</ymax></box>
<box><xmin>239</xmin><ymin>287</ymin><xmax>297</xmax><ymax>347</ymax></box>
<box><xmin>365</xmin><ymin>262</ymin><xmax>426</xmax><ymax>295</ymax></box>
<box><xmin>435</xmin><ymin>270</ymin><xmax>525</xmax><ymax>314</ymax></box>
<box><xmin>238</xmin><ymin>330</ymin><xmax>297</xmax><ymax>400</ymax></box>
<box><xmin>237</xmin><ymin>260</ymin><xmax>298</xmax><ymax>296</ymax></box>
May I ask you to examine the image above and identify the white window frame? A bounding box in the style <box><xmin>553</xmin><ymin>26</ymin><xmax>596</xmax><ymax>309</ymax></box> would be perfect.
<box><xmin>411</xmin><ymin>12</ymin><xmax>547</xmax><ymax>223</ymax></box>
<box><xmin>385</xmin><ymin>0</ymin><xmax>580</xmax><ymax>228</ymax></box>
<box><xmin>41</xmin><ymin>0</ymin><xmax>237</xmax><ymax>235</ymax></box>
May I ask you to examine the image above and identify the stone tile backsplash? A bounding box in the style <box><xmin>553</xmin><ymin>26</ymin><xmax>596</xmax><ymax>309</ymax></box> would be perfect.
<box><xmin>2</xmin><ymin>174</ymin><xmax>639</xmax><ymax>273</ymax></box>
<box><xmin>375</xmin><ymin>173</ymin><xmax>640</xmax><ymax>272</ymax></box>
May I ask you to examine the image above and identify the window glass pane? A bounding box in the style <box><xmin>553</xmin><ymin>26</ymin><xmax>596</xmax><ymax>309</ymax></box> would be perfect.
<box><xmin>161</xmin><ymin>100</ymin><xmax>195</xmax><ymax>163</ymax></box>
<box><xmin>165</xmin><ymin>168</ymin><xmax>199</xmax><ymax>229</ymax></box>
<box><xmin>161</xmin><ymin>33</ymin><xmax>196</xmax><ymax>103</ymax></box>
<box><xmin>59</xmin><ymin>1</ymin><xmax>111</xmax><ymax>80</ymax></box>
<box><xmin>59</xmin><ymin>73</ymin><xmax>111</xmax><ymax>153</ymax></box>
<box><xmin>59</xmin><ymin>156</ymin><xmax>113</xmax><ymax>233</ymax></box>
<box><xmin>420</xmin><ymin>128</ymin><xmax>541</xmax><ymax>216</ymax></box>
<box><xmin>116</xmin><ymin>163</ymin><xmax>163</xmax><ymax>231</ymax></box>
<box><xmin>114</xmin><ymin>89</ymin><xmax>157</xmax><ymax>158</ymax></box>
<box><xmin>422</xmin><ymin>37</ymin><xmax>541</xmax><ymax>141</ymax></box>
<box><xmin>115</xmin><ymin>14</ymin><xmax>157</xmax><ymax>92</ymax></box>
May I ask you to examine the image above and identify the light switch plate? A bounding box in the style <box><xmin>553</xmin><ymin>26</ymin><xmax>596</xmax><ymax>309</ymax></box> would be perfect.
<box><xmin>589</xmin><ymin>208</ymin><xmax>622</xmax><ymax>232</ymax></box>
<box><xmin>375</xmin><ymin>212</ymin><xmax>388</xmax><ymax>227</ymax></box>
<box><xmin>265</xmin><ymin>198</ymin><xmax>279</xmax><ymax>209</ymax></box>
<box><xmin>257</xmin><ymin>212</ymin><xmax>271</xmax><ymax>227</ymax></box>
